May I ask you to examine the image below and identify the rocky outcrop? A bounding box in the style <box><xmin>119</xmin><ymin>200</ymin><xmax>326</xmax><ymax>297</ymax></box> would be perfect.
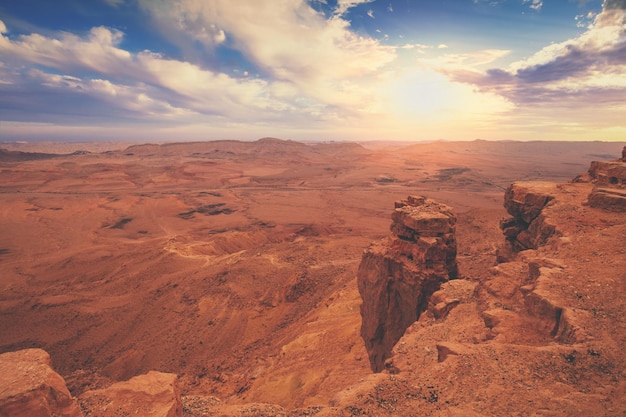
<box><xmin>79</xmin><ymin>371</ymin><xmax>182</xmax><ymax>417</ymax></box>
<box><xmin>585</xmin><ymin>146</ymin><xmax>626</xmax><ymax>212</ymax></box>
<box><xmin>0</xmin><ymin>348</ymin><xmax>182</xmax><ymax>417</ymax></box>
<box><xmin>0</xmin><ymin>348</ymin><xmax>83</xmax><ymax>417</ymax></box>
<box><xmin>499</xmin><ymin>181</ymin><xmax>559</xmax><ymax>255</ymax></box>
<box><xmin>357</xmin><ymin>196</ymin><xmax>457</xmax><ymax>372</ymax></box>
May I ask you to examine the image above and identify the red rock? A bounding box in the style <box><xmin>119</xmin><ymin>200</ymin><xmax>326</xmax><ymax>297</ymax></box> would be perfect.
<box><xmin>79</xmin><ymin>371</ymin><xmax>182</xmax><ymax>417</ymax></box>
<box><xmin>0</xmin><ymin>348</ymin><xmax>83</xmax><ymax>417</ymax></box>
<box><xmin>357</xmin><ymin>196</ymin><xmax>457</xmax><ymax>372</ymax></box>
<box><xmin>588</xmin><ymin>188</ymin><xmax>626</xmax><ymax>212</ymax></box>
<box><xmin>585</xmin><ymin>149</ymin><xmax>626</xmax><ymax>211</ymax></box>
<box><xmin>587</xmin><ymin>161</ymin><xmax>626</xmax><ymax>187</ymax></box>
<box><xmin>501</xmin><ymin>182</ymin><xmax>559</xmax><ymax>251</ymax></box>
<box><xmin>503</xmin><ymin>182</ymin><xmax>556</xmax><ymax>224</ymax></box>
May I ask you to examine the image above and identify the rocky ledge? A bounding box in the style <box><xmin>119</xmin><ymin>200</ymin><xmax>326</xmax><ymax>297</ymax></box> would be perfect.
<box><xmin>578</xmin><ymin>145</ymin><xmax>626</xmax><ymax>212</ymax></box>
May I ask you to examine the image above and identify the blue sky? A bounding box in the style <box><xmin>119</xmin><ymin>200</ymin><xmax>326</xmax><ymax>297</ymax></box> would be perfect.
<box><xmin>0</xmin><ymin>0</ymin><xmax>624</xmax><ymax>142</ymax></box>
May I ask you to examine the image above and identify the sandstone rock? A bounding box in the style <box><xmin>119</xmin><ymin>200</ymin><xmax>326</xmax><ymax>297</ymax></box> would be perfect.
<box><xmin>429</xmin><ymin>279</ymin><xmax>478</xmax><ymax>320</ymax></box>
<box><xmin>501</xmin><ymin>182</ymin><xmax>559</xmax><ymax>251</ymax></box>
<box><xmin>587</xmin><ymin>188</ymin><xmax>626</xmax><ymax>212</ymax></box>
<box><xmin>357</xmin><ymin>196</ymin><xmax>457</xmax><ymax>372</ymax></box>
<box><xmin>503</xmin><ymin>182</ymin><xmax>556</xmax><ymax>224</ymax></box>
<box><xmin>0</xmin><ymin>348</ymin><xmax>83</xmax><ymax>417</ymax></box>
<box><xmin>79</xmin><ymin>371</ymin><xmax>182</xmax><ymax>417</ymax></box>
<box><xmin>587</xmin><ymin>161</ymin><xmax>626</xmax><ymax>187</ymax></box>
<box><xmin>522</xmin><ymin>267</ymin><xmax>587</xmax><ymax>344</ymax></box>
<box><xmin>585</xmin><ymin>148</ymin><xmax>626</xmax><ymax>211</ymax></box>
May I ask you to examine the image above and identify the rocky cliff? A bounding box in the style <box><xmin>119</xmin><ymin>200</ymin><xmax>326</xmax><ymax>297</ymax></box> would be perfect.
<box><xmin>357</xmin><ymin>196</ymin><xmax>457</xmax><ymax>372</ymax></box>
<box><xmin>333</xmin><ymin>164</ymin><xmax>624</xmax><ymax>415</ymax></box>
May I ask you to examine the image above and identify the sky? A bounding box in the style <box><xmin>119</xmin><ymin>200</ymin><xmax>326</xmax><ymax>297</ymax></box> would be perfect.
<box><xmin>0</xmin><ymin>0</ymin><xmax>624</xmax><ymax>142</ymax></box>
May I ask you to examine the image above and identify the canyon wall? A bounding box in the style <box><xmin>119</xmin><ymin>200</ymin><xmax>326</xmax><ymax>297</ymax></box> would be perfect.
<box><xmin>357</xmin><ymin>196</ymin><xmax>457</xmax><ymax>372</ymax></box>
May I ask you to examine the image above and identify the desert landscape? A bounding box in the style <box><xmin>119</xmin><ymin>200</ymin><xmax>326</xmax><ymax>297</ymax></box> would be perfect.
<box><xmin>0</xmin><ymin>138</ymin><xmax>624</xmax><ymax>416</ymax></box>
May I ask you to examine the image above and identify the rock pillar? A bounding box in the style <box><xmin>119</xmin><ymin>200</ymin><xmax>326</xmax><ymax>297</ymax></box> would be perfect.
<box><xmin>357</xmin><ymin>196</ymin><xmax>457</xmax><ymax>372</ymax></box>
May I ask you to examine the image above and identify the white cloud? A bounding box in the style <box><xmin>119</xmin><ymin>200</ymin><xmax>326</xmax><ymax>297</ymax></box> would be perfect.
<box><xmin>0</xmin><ymin>25</ymin><xmax>134</xmax><ymax>78</ymax></box>
<box><xmin>333</xmin><ymin>0</ymin><xmax>376</xmax><ymax>16</ymax></box>
<box><xmin>138</xmin><ymin>0</ymin><xmax>396</xmax><ymax>111</ymax></box>
<box><xmin>508</xmin><ymin>4</ymin><xmax>625</xmax><ymax>74</ymax></box>
<box><xmin>429</xmin><ymin>49</ymin><xmax>511</xmax><ymax>68</ymax></box>
<box><xmin>523</xmin><ymin>0</ymin><xmax>543</xmax><ymax>11</ymax></box>
<box><xmin>0</xmin><ymin>21</ymin><xmax>321</xmax><ymax>123</ymax></box>
<box><xmin>429</xmin><ymin>3</ymin><xmax>626</xmax><ymax>136</ymax></box>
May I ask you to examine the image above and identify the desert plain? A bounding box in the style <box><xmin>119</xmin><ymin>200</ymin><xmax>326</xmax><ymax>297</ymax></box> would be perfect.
<box><xmin>0</xmin><ymin>138</ymin><xmax>625</xmax><ymax>416</ymax></box>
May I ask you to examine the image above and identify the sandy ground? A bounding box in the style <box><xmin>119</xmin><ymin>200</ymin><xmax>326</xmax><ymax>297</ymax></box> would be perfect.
<box><xmin>0</xmin><ymin>138</ymin><xmax>623</xmax><ymax>411</ymax></box>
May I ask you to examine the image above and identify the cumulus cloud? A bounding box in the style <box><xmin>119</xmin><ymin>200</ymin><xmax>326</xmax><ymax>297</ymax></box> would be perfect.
<box><xmin>0</xmin><ymin>25</ymin><xmax>136</xmax><ymax>80</ymax></box>
<box><xmin>0</xmin><ymin>66</ymin><xmax>189</xmax><ymax>124</ymax></box>
<box><xmin>434</xmin><ymin>0</ymin><xmax>626</xmax><ymax>118</ymax></box>
<box><xmin>434</xmin><ymin>0</ymin><xmax>626</xmax><ymax>104</ymax></box>
<box><xmin>138</xmin><ymin>0</ymin><xmax>396</xmax><ymax>110</ymax></box>
<box><xmin>0</xmin><ymin>20</ymin><xmax>329</xmax><ymax>124</ymax></box>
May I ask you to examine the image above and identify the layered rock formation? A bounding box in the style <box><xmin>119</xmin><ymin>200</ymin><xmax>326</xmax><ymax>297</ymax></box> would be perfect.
<box><xmin>357</xmin><ymin>196</ymin><xmax>457</xmax><ymax>372</ymax></box>
<box><xmin>584</xmin><ymin>146</ymin><xmax>626</xmax><ymax>211</ymax></box>
<box><xmin>0</xmin><ymin>348</ymin><xmax>83</xmax><ymax>417</ymax></box>
<box><xmin>499</xmin><ymin>181</ymin><xmax>559</xmax><ymax>256</ymax></box>
<box><xmin>338</xmin><ymin>164</ymin><xmax>625</xmax><ymax>415</ymax></box>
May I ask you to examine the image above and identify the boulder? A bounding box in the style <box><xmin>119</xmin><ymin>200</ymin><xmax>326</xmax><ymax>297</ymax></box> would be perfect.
<box><xmin>0</xmin><ymin>348</ymin><xmax>83</xmax><ymax>417</ymax></box>
<box><xmin>79</xmin><ymin>371</ymin><xmax>182</xmax><ymax>417</ymax></box>
<box><xmin>357</xmin><ymin>196</ymin><xmax>457</xmax><ymax>372</ymax></box>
